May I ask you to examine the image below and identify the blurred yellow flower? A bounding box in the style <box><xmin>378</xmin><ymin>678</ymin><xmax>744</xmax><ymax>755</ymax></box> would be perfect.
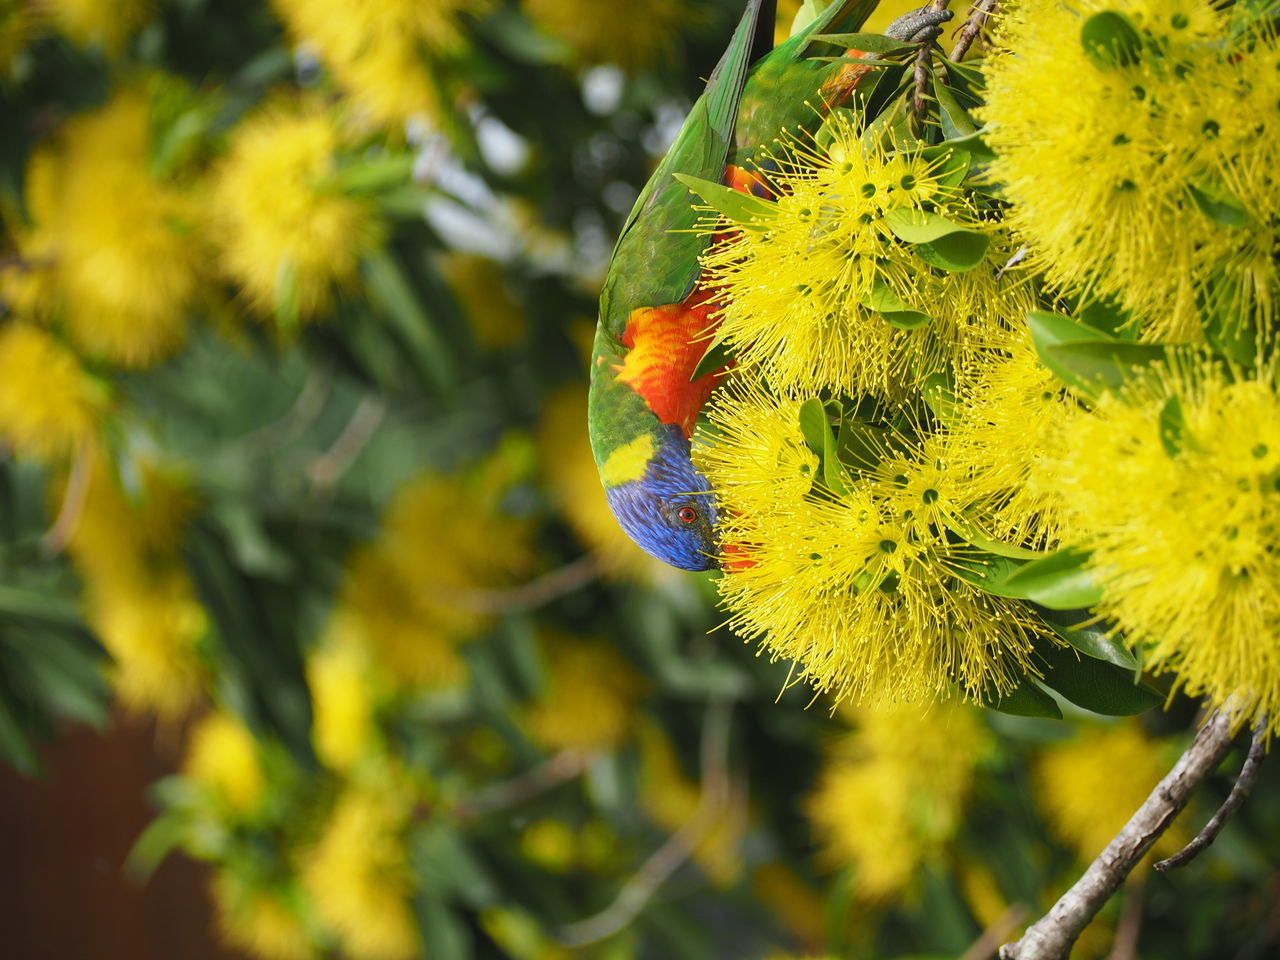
<box><xmin>212</xmin><ymin>869</ymin><xmax>313</xmax><ymax>960</ymax></box>
<box><xmin>47</xmin><ymin>0</ymin><xmax>149</xmax><ymax>53</ymax></box>
<box><xmin>751</xmin><ymin>863</ymin><xmax>826</xmax><ymax>952</ymax></box>
<box><xmin>480</xmin><ymin>908</ymin><xmax>573</xmax><ymax>960</ymax></box>
<box><xmin>88</xmin><ymin>568</ymin><xmax>208</xmax><ymax>720</ymax></box>
<box><xmin>184</xmin><ymin>711</ymin><xmax>266</xmax><ymax>815</ymax></box>
<box><xmin>1034</xmin><ymin>722</ymin><xmax>1183</xmax><ymax>863</ymax></box>
<box><xmin>272</xmin><ymin>0</ymin><xmax>488</xmax><ymax>127</ymax></box>
<box><xmin>520</xmin><ymin>818</ymin><xmax>577</xmax><ymax>873</ymax></box>
<box><xmin>213</xmin><ymin>99</ymin><xmax>383</xmax><ymax>323</ymax></box>
<box><xmin>0</xmin><ymin>323</ymin><xmax>107</xmax><ymax>461</ymax></box>
<box><xmin>441</xmin><ymin>253</ymin><xmax>524</xmax><ymax>350</ymax></box>
<box><xmin>537</xmin><ymin>384</ymin><xmax>671</xmax><ymax>581</ymax></box>
<box><xmin>5</xmin><ymin>89</ymin><xmax>204</xmax><ymax>366</ymax></box>
<box><xmin>301</xmin><ymin>783</ymin><xmax>419</xmax><ymax>960</ymax></box>
<box><xmin>525</xmin><ymin>0</ymin><xmax>692</xmax><ymax>71</ymax></box>
<box><xmin>67</xmin><ymin>454</ymin><xmax>206</xmax><ymax>719</ymax></box>
<box><xmin>809</xmin><ymin>703</ymin><xmax>988</xmax><ymax>902</ymax></box>
<box><xmin>1051</xmin><ymin>361</ymin><xmax>1280</xmax><ymax>735</ymax></box>
<box><xmin>308</xmin><ymin>626</ymin><xmax>377</xmax><ymax>772</ymax></box>
<box><xmin>524</xmin><ymin>632</ymin><xmax>646</xmax><ymax>753</ymax></box>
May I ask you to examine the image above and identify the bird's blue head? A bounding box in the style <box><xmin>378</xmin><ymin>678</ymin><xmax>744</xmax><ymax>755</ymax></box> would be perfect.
<box><xmin>602</xmin><ymin>425</ymin><xmax>720</xmax><ymax>571</ymax></box>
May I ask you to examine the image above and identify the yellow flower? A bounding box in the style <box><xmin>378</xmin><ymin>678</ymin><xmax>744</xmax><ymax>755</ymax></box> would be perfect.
<box><xmin>809</xmin><ymin>703</ymin><xmax>988</xmax><ymax>902</ymax></box>
<box><xmin>524</xmin><ymin>632</ymin><xmax>646</xmax><ymax>752</ymax></box>
<box><xmin>981</xmin><ymin>0</ymin><xmax>1280</xmax><ymax>339</ymax></box>
<box><xmin>11</xmin><ymin>79</ymin><xmax>212</xmax><ymax>351</ymax></box>
<box><xmin>697</xmin><ymin>380</ymin><xmax>1045</xmax><ymax>707</ymax></box>
<box><xmin>441</xmin><ymin>253</ymin><xmax>524</xmax><ymax>350</ymax></box>
<box><xmin>519</xmin><ymin>818</ymin><xmax>577</xmax><ymax>873</ymax></box>
<box><xmin>480</xmin><ymin>908</ymin><xmax>573</xmax><ymax>960</ymax></box>
<box><xmin>308</xmin><ymin>625</ymin><xmax>377</xmax><ymax>772</ymax></box>
<box><xmin>537</xmin><ymin>384</ymin><xmax>671</xmax><ymax>581</ymax></box>
<box><xmin>0</xmin><ymin>324</ymin><xmax>107</xmax><ymax>461</ymax></box>
<box><xmin>88</xmin><ymin>567</ymin><xmax>208</xmax><ymax>719</ymax></box>
<box><xmin>6</xmin><ymin>89</ymin><xmax>204</xmax><ymax>365</ymax></box>
<box><xmin>47</xmin><ymin>0</ymin><xmax>149</xmax><ymax>53</ymax></box>
<box><xmin>638</xmin><ymin>721</ymin><xmax>746</xmax><ymax>886</ymax></box>
<box><xmin>750</xmin><ymin>863</ymin><xmax>826</xmax><ymax>951</ymax></box>
<box><xmin>211</xmin><ymin>870</ymin><xmax>313</xmax><ymax>960</ymax></box>
<box><xmin>272</xmin><ymin>0</ymin><xmax>488</xmax><ymax>127</ymax></box>
<box><xmin>945</xmin><ymin>327</ymin><xmax>1078</xmax><ymax>550</ymax></box>
<box><xmin>213</xmin><ymin>99</ymin><xmax>383</xmax><ymax>322</ymax></box>
<box><xmin>337</xmin><ymin>465</ymin><xmax>532</xmax><ymax>688</ymax></box>
<box><xmin>1034</xmin><ymin>722</ymin><xmax>1184</xmax><ymax>863</ymax></box>
<box><xmin>67</xmin><ymin>454</ymin><xmax>206</xmax><ymax>719</ymax></box>
<box><xmin>184</xmin><ymin>711</ymin><xmax>266</xmax><ymax>815</ymax></box>
<box><xmin>525</xmin><ymin>0</ymin><xmax>693</xmax><ymax>71</ymax></box>
<box><xmin>699</xmin><ymin>113</ymin><xmax>1024</xmax><ymax>398</ymax></box>
<box><xmin>1049</xmin><ymin>360</ymin><xmax>1280</xmax><ymax>734</ymax></box>
<box><xmin>301</xmin><ymin>783</ymin><xmax>419</xmax><ymax>960</ymax></box>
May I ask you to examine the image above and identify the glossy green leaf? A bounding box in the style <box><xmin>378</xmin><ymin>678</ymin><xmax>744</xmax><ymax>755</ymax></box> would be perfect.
<box><xmin>934</xmin><ymin>81</ymin><xmax>977</xmax><ymax>140</ymax></box>
<box><xmin>1189</xmin><ymin>181</ymin><xmax>1249</xmax><ymax>228</ymax></box>
<box><xmin>689</xmin><ymin>332</ymin><xmax>734</xmax><ymax>382</ymax></box>
<box><xmin>799</xmin><ymin>398</ymin><xmax>830</xmax><ymax>457</ymax></box>
<box><xmin>1037</xmin><ymin>644</ymin><xmax>1161</xmax><ymax>715</ymax></box>
<box><xmin>940</xmin><ymin>511</ymin><xmax>1047</xmax><ymax>560</ymax></box>
<box><xmin>981</xmin><ymin>678</ymin><xmax>1063</xmax><ymax>719</ymax></box>
<box><xmin>674</xmin><ymin>173</ymin><xmax>776</xmax><ymax>231</ymax></box>
<box><xmin>939</xmin><ymin>128</ymin><xmax>996</xmax><ymax>163</ymax></box>
<box><xmin>1080</xmin><ymin>11</ymin><xmax>1144</xmax><ymax>68</ymax></box>
<box><xmin>1075</xmin><ymin>297</ymin><xmax>1137</xmax><ymax>340</ymax></box>
<box><xmin>862</xmin><ymin>281</ymin><xmax>932</xmax><ymax>329</ymax></box>
<box><xmin>883</xmin><ymin>208</ymin><xmax>990</xmax><ymax>272</ymax></box>
<box><xmin>999</xmin><ymin>547</ymin><xmax>1102</xmax><ymax>610</ymax></box>
<box><xmin>812</xmin><ymin>32</ymin><xmax>915</xmax><ymax>53</ymax></box>
<box><xmin>1158</xmin><ymin>394</ymin><xmax>1196</xmax><ymax>457</ymax></box>
<box><xmin>920</xmin><ymin>371</ymin><xmax>958</xmax><ymax>426</ymax></box>
<box><xmin>1041</xmin><ymin>610</ymin><xmax>1138</xmax><ymax>670</ymax></box>
<box><xmin>1042</xmin><ymin>340</ymin><xmax>1170</xmax><ymax>398</ymax></box>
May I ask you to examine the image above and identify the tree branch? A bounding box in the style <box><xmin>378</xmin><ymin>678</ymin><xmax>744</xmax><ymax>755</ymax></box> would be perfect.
<box><xmin>1155</xmin><ymin>716</ymin><xmax>1268</xmax><ymax>872</ymax></box>
<box><xmin>999</xmin><ymin>710</ymin><xmax>1239</xmax><ymax>960</ymax></box>
<box><xmin>950</xmin><ymin>0</ymin><xmax>1000</xmax><ymax>64</ymax></box>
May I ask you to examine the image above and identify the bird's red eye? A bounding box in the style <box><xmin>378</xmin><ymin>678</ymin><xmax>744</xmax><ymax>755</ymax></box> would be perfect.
<box><xmin>678</xmin><ymin>506</ymin><xmax>698</xmax><ymax>524</ymax></box>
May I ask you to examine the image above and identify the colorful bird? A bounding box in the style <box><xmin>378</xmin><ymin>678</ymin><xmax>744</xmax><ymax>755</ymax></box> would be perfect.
<box><xmin>587</xmin><ymin>1</ymin><xmax>952</xmax><ymax>571</ymax></box>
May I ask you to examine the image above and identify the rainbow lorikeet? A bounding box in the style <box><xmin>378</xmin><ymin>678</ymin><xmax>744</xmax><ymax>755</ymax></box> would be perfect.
<box><xmin>587</xmin><ymin>1</ymin><xmax>952</xmax><ymax>570</ymax></box>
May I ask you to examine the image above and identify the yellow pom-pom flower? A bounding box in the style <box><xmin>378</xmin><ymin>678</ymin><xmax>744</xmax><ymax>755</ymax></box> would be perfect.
<box><xmin>0</xmin><ymin>324</ymin><xmax>107</xmax><ymax>461</ymax></box>
<box><xmin>699</xmin><ymin>113</ymin><xmax>1029</xmax><ymax>397</ymax></box>
<box><xmin>184</xmin><ymin>711</ymin><xmax>266</xmax><ymax>816</ymax></box>
<box><xmin>213</xmin><ymin>100</ymin><xmax>383</xmax><ymax>323</ymax></box>
<box><xmin>211</xmin><ymin>870</ymin><xmax>313</xmax><ymax>960</ymax></box>
<box><xmin>981</xmin><ymin>0</ymin><xmax>1280</xmax><ymax>340</ymax></box>
<box><xmin>336</xmin><ymin>465</ymin><xmax>532</xmax><ymax>689</ymax></box>
<box><xmin>808</xmin><ymin>703</ymin><xmax>989</xmax><ymax>902</ymax></box>
<box><xmin>272</xmin><ymin>0</ymin><xmax>488</xmax><ymax>127</ymax></box>
<box><xmin>5</xmin><ymin>89</ymin><xmax>205</xmax><ymax>366</ymax></box>
<box><xmin>696</xmin><ymin>380</ymin><xmax>1046</xmax><ymax>707</ymax></box>
<box><xmin>307</xmin><ymin>626</ymin><xmax>378</xmax><ymax>772</ymax></box>
<box><xmin>1050</xmin><ymin>360</ymin><xmax>1280</xmax><ymax>734</ymax></box>
<box><xmin>524</xmin><ymin>632</ymin><xmax>647</xmax><ymax>753</ymax></box>
<box><xmin>1034</xmin><ymin>722</ymin><xmax>1183</xmax><ymax>862</ymax></box>
<box><xmin>300</xmin><ymin>783</ymin><xmax>419</xmax><ymax>960</ymax></box>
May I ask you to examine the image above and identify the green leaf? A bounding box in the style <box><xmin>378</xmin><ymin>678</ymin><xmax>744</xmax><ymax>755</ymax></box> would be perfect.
<box><xmin>1080</xmin><ymin>11</ymin><xmax>1144</xmax><ymax>68</ymax></box>
<box><xmin>920</xmin><ymin>371</ymin><xmax>958</xmax><ymax>426</ymax></box>
<box><xmin>861</xmin><ymin>281</ymin><xmax>932</xmax><ymax>329</ymax></box>
<box><xmin>1037</xmin><ymin>644</ymin><xmax>1161</xmax><ymax>716</ymax></box>
<box><xmin>934</xmin><ymin>81</ymin><xmax>977</xmax><ymax>140</ymax></box>
<box><xmin>1041</xmin><ymin>610</ymin><xmax>1138</xmax><ymax>670</ymax></box>
<box><xmin>673</xmin><ymin>173</ymin><xmax>776</xmax><ymax>231</ymax></box>
<box><xmin>981</xmin><ymin>678</ymin><xmax>1063</xmax><ymax>719</ymax></box>
<box><xmin>362</xmin><ymin>249</ymin><xmax>454</xmax><ymax>395</ymax></box>
<box><xmin>273</xmin><ymin>259</ymin><xmax>300</xmax><ymax>332</ymax></box>
<box><xmin>1042</xmin><ymin>340</ymin><xmax>1170</xmax><ymax>398</ymax></box>
<box><xmin>812</xmin><ymin>32</ymin><xmax>915</xmax><ymax>53</ymax></box>
<box><xmin>939</xmin><ymin>128</ymin><xmax>996</xmax><ymax>163</ymax></box>
<box><xmin>415</xmin><ymin>892</ymin><xmax>471</xmax><ymax>960</ymax></box>
<box><xmin>1075</xmin><ymin>297</ymin><xmax>1137</xmax><ymax>340</ymax></box>
<box><xmin>798</xmin><ymin>398</ymin><xmax>830</xmax><ymax>457</ymax></box>
<box><xmin>882</xmin><ymin>208</ymin><xmax>990</xmax><ymax>272</ymax></box>
<box><xmin>689</xmin><ymin>333</ymin><xmax>734</xmax><ymax>382</ymax></box>
<box><xmin>1188</xmin><ymin>181</ymin><xmax>1249</xmax><ymax>228</ymax></box>
<box><xmin>0</xmin><ymin>585</ymin><xmax>83</xmax><ymax>627</ymax></box>
<box><xmin>0</xmin><ymin>692</ymin><xmax>39</xmax><ymax>776</ymax></box>
<box><xmin>940</xmin><ymin>511</ymin><xmax>1047</xmax><ymax>560</ymax></box>
<box><xmin>1000</xmin><ymin>547</ymin><xmax>1102</xmax><ymax>610</ymax></box>
<box><xmin>1158</xmin><ymin>394</ymin><xmax>1198</xmax><ymax>457</ymax></box>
